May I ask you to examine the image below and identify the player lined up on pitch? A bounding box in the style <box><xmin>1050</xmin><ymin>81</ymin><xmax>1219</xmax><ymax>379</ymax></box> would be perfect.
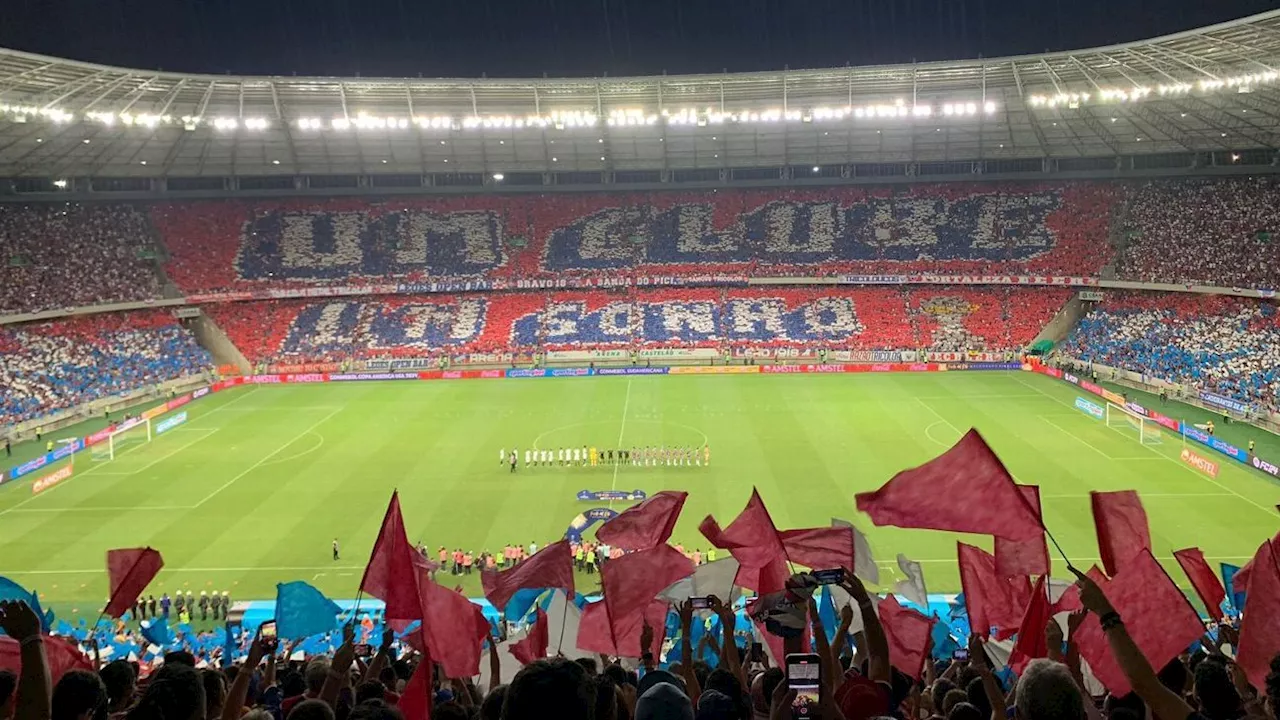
<box><xmin>500</xmin><ymin>444</ymin><xmax>711</xmax><ymax>469</ymax></box>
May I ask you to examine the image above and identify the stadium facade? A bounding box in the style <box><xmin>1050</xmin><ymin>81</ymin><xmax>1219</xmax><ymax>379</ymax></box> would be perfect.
<box><xmin>0</xmin><ymin>10</ymin><xmax>1279</xmax><ymax>195</ymax></box>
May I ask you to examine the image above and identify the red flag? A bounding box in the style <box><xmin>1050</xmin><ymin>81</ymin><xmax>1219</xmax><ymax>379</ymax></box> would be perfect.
<box><xmin>1009</xmin><ymin>576</ymin><xmax>1052</xmax><ymax>675</ymax></box>
<box><xmin>596</xmin><ymin>491</ymin><xmax>688</xmax><ymax>551</ymax></box>
<box><xmin>700</xmin><ymin>489</ymin><xmax>789</xmax><ymax>593</ymax></box>
<box><xmin>1174</xmin><ymin>548</ymin><xmax>1226</xmax><ymax>621</ymax></box>
<box><xmin>1231</xmin><ymin>530</ymin><xmax>1280</xmax><ymax>593</ymax></box>
<box><xmin>420</xmin><ymin>576</ymin><xmax>490</xmax><ymax>679</ymax></box>
<box><xmin>396</xmin><ymin>633</ymin><xmax>432</xmax><ymax>720</ymax></box>
<box><xmin>0</xmin><ymin>634</ymin><xmax>93</xmax><ymax>684</ymax></box>
<box><xmin>995</xmin><ymin>485</ymin><xmax>1050</xmax><ymax>577</ymax></box>
<box><xmin>779</xmin><ymin>526</ymin><xmax>855</xmax><ymax>575</ymax></box>
<box><xmin>575</xmin><ymin>599</ymin><xmax>668</xmax><ymax>658</ymax></box>
<box><xmin>1090</xmin><ymin>490</ymin><xmax>1151</xmax><ymax>577</ymax></box>
<box><xmin>957</xmin><ymin>543</ymin><xmax>1030</xmax><ymax>639</ymax></box>
<box><xmin>1073</xmin><ymin>549</ymin><xmax>1203</xmax><ymax>696</ymax></box>
<box><xmin>509</xmin><ymin>609</ymin><xmax>549</xmax><ymax>665</ymax></box>
<box><xmin>104</xmin><ymin>547</ymin><xmax>164</xmax><ymax>618</ymax></box>
<box><xmin>877</xmin><ymin>594</ymin><xmax>935</xmax><ymax>680</ymax></box>
<box><xmin>1237</xmin><ymin>539</ymin><xmax>1280</xmax><ymax>690</ymax></box>
<box><xmin>855</xmin><ymin>429</ymin><xmax>1042</xmax><ymax>540</ymax></box>
<box><xmin>576</xmin><ymin>601</ymin><xmax>618</xmax><ymax>655</ymax></box>
<box><xmin>481</xmin><ymin>540</ymin><xmax>575</xmax><ymax>611</ymax></box>
<box><xmin>360</xmin><ymin>492</ymin><xmax>423</xmax><ymax>621</ymax></box>
<box><xmin>601</xmin><ymin>545</ymin><xmax>692</xmax><ymax>650</ymax></box>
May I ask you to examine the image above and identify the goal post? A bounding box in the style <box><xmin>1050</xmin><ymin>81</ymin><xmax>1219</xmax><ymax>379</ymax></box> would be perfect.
<box><xmin>91</xmin><ymin>417</ymin><xmax>152</xmax><ymax>462</ymax></box>
<box><xmin>1104</xmin><ymin>402</ymin><xmax>1163</xmax><ymax>445</ymax></box>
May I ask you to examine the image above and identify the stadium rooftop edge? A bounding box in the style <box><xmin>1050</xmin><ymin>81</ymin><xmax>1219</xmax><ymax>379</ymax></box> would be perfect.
<box><xmin>2</xmin><ymin>10</ymin><xmax>1280</xmax><ymax>183</ymax></box>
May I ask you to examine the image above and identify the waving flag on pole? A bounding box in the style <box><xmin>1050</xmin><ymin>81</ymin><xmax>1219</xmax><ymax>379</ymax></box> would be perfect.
<box><xmin>700</xmin><ymin>489</ymin><xmax>789</xmax><ymax>594</ymax></box>
<box><xmin>893</xmin><ymin>555</ymin><xmax>929</xmax><ymax>609</ymax></box>
<box><xmin>509</xmin><ymin>610</ymin><xmax>549</xmax><ymax>665</ymax></box>
<box><xmin>596</xmin><ymin>491</ymin><xmax>688</xmax><ymax>551</ymax></box>
<box><xmin>957</xmin><ymin>543</ymin><xmax>1029</xmax><ymax>639</ymax></box>
<box><xmin>276</xmin><ymin>582</ymin><xmax>341</xmax><ymax>641</ymax></box>
<box><xmin>995</xmin><ymin>485</ymin><xmax>1050</xmax><ymax>577</ymax></box>
<box><xmin>1090</xmin><ymin>490</ymin><xmax>1151</xmax><ymax>577</ymax></box>
<box><xmin>481</xmin><ymin>540</ymin><xmax>575</xmax><ymax>611</ymax></box>
<box><xmin>360</xmin><ymin>492</ymin><xmax>423</xmax><ymax>622</ymax></box>
<box><xmin>855</xmin><ymin>430</ymin><xmax>1042</xmax><ymax>540</ymax></box>
<box><xmin>1009</xmin><ymin>576</ymin><xmax>1052</xmax><ymax>674</ymax></box>
<box><xmin>1073</xmin><ymin>549</ymin><xmax>1203</xmax><ymax>696</ymax></box>
<box><xmin>1237</xmin><ymin>539</ymin><xmax>1280</xmax><ymax>690</ymax></box>
<box><xmin>1173</xmin><ymin>548</ymin><xmax>1226</xmax><ymax>621</ymax></box>
<box><xmin>877</xmin><ymin>594</ymin><xmax>936</xmax><ymax>679</ymax></box>
<box><xmin>600</xmin><ymin>545</ymin><xmax>692</xmax><ymax>651</ymax></box>
<box><xmin>832</xmin><ymin>518</ymin><xmax>880</xmax><ymax>583</ymax></box>
<box><xmin>104</xmin><ymin>548</ymin><xmax>163</xmax><ymax>619</ymax></box>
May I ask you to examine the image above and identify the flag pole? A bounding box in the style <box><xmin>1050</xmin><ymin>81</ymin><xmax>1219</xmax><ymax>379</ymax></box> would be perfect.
<box><xmin>1044</xmin><ymin>526</ymin><xmax>1078</xmax><ymax>574</ymax></box>
<box><xmin>555</xmin><ymin>589</ymin><xmax>570</xmax><ymax>655</ymax></box>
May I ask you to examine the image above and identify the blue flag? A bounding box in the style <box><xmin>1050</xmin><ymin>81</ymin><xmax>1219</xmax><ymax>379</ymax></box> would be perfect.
<box><xmin>1221</xmin><ymin>564</ymin><xmax>1246</xmax><ymax>613</ymax></box>
<box><xmin>141</xmin><ymin>617</ymin><xmax>174</xmax><ymax>647</ymax></box>
<box><xmin>818</xmin><ymin>588</ymin><xmax>840</xmax><ymax>644</ymax></box>
<box><xmin>276</xmin><ymin>581</ymin><xmax>341</xmax><ymax>641</ymax></box>
<box><xmin>930</xmin><ymin>617</ymin><xmax>961</xmax><ymax>660</ymax></box>
<box><xmin>0</xmin><ymin>578</ymin><xmax>51</xmax><ymax>633</ymax></box>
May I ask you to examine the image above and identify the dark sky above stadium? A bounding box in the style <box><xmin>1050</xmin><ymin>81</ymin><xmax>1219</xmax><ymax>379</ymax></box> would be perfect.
<box><xmin>2</xmin><ymin>0</ymin><xmax>1277</xmax><ymax>79</ymax></box>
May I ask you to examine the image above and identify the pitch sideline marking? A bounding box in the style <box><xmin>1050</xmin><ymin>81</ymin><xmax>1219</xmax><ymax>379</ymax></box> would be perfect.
<box><xmin>193</xmin><ymin>406</ymin><xmax>345</xmax><ymax>508</ymax></box>
<box><xmin>1011</xmin><ymin>374</ymin><xmax>1278</xmax><ymax>517</ymax></box>
<box><xmin>607</xmin><ymin>378</ymin><xmax>634</xmax><ymax>506</ymax></box>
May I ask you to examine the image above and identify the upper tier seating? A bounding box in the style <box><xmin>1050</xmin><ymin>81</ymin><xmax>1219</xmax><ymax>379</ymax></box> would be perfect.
<box><xmin>1118</xmin><ymin>178</ymin><xmax>1280</xmax><ymax>289</ymax></box>
<box><xmin>0</xmin><ymin>204</ymin><xmax>162</xmax><ymax>314</ymax></box>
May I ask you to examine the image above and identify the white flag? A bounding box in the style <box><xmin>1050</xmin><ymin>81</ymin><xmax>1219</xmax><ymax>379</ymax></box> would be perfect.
<box><xmin>545</xmin><ymin>589</ymin><xmax>593</xmax><ymax>660</ymax></box>
<box><xmin>892</xmin><ymin>554</ymin><xmax>928</xmax><ymax>608</ymax></box>
<box><xmin>832</xmin><ymin>517</ymin><xmax>880</xmax><ymax>584</ymax></box>
<box><xmin>658</xmin><ymin>557</ymin><xmax>740</xmax><ymax>605</ymax></box>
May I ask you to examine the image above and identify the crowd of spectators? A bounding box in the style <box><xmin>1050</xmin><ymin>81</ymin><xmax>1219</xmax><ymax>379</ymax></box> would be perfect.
<box><xmin>1061</xmin><ymin>292</ymin><xmax>1280</xmax><ymax>411</ymax></box>
<box><xmin>148</xmin><ymin>184</ymin><xmax>1118</xmax><ymax>297</ymax></box>
<box><xmin>6</xmin><ymin>178</ymin><xmax>1280</xmax><ymax>319</ymax></box>
<box><xmin>0</xmin><ymin>204</ymin><xmax>162</xmax><ymax>315</ymax></box>
<box><xmin>203</xmin><ymin>288</ymin><xmax>1066</xmax><ymax>366</ymax></box>
<box><xmin>0</xmin><ymin>310</ymin><xmax>212</xmax><ymax>428</ymax></box>
<box><xmin>1</xmin><ymin>562</ymin><xmax>1275</xmax><ymax>720</ymax></box>
<box><xmin>1118</xmin><ymin>178</ymin><xmax>1280</xmax><ymax>289</ymax></box>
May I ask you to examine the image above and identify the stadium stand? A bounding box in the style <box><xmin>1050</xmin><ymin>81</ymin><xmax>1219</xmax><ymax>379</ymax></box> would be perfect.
<box><xmin>0</xmin><ymin>204</ymin><xmax>163</xmax><ymax>314</ymax></box>
<box><xmin>0</xmin><ymin>310</ymin><xmax>212</xmax><ymax>426</ymax></box>
<box><xmin>204</xmin><ymin>288</ymin><xmax>1066</xmax><ymax>365</ymax></box>
<box><xmin>1118</xmin><ymin>177</ymin><xmax>1280</xmax><ymax>289</ymax></box>
<box><xmin>1061</xmin><ymin>292</ymin><xmax>1280</xmax><ymax>411</ymax></box>
<box><xmin>153</xmin><ymin>183</ymin><xmax>1117</xmax><ymax>294</ymax></box>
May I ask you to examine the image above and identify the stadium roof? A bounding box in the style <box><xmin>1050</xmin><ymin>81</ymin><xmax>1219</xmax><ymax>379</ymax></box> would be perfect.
<box><xmin>2</xmin><ymin>10</ymin><xmax>1280</xmax><ymax>180</ymax></box>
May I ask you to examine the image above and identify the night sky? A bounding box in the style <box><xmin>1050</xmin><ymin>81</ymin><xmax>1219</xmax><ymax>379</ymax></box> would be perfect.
<box><xmin>0</xmin><ymin>0</ymin><xmax>1276</xmax><ymax>79</ymax></box>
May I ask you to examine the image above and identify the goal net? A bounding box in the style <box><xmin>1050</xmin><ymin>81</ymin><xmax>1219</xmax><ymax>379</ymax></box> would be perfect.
<box><xmin>91</xmin><ymin>418</ymin><xmax>152</xmax><ymax>461</ymax></box>
<box><xmin>1105</xmin><ymin>403</ymin><xmax>1163</xmax><ymax>445</ymax></box>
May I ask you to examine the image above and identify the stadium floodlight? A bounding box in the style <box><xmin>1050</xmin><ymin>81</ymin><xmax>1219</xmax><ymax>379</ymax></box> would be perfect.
<box><xmin>812</xmin><ymin>166</ymin><xmax>820</xmax><ymax>173</ymax></box>
<box><xmin>53</xmin><ymin>179</ymin><xmax>67</xmax><ymax>188</ymax></box>
<box><xmin>243</xmin><ymin>117</ymin><xmax>269</xmax><ymax>130</ymax></box>
<box><xmin>493</xmin><ymin>173</ymin><xmax>504</xmax><ymax>180</ymax></box>
<box><xmin>212</xmin><ymin>117</ymin><xmax>239</xmax><ymax>130</ymax></box>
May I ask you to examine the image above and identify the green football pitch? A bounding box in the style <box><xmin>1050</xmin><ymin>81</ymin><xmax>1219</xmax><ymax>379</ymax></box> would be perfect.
<box><xmin>2</xmin><ymin>371</ymin><xmax>1278</xmax><ymax>617</ymax></box>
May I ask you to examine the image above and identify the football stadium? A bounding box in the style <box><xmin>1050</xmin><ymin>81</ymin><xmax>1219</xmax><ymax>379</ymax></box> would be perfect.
<box><xmin>3</xmin><ymin>5</ymin><xmax>1280</xmax><ymax>719</ymax></box>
